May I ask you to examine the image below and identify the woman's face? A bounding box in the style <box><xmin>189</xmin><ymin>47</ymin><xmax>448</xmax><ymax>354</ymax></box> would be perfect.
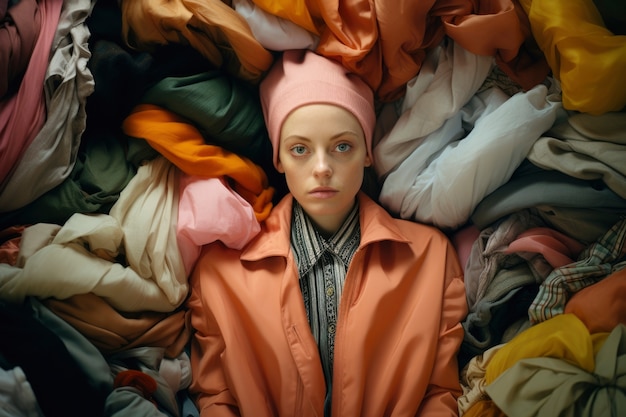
<box><xmin>277</xmin><ymin>103</ymin><xmax>371</xmax><ymax>235</ymax></box>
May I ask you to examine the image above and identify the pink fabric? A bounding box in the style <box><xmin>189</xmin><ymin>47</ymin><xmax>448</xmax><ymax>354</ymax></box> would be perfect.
<box><xmin>0</xmin><ymin>0</ymin><xmax>62</xmax><ymax>184</ymax></box>
<box><xmin>504</xmin><ymin>227</ymin><xmax>585</xmax><ymax>269</ymax></box>
<box><xmin>176</xmin><ymin>174</ymin><xmax>260</xmax><ymax>275</ymax></box>
<box><xmin>452</xmin><ymin>224</ymin><xmax>481</xmax><ymax>268</ymax></box>
<box><xmin>260</xmin><ymin>49</ymin><xmax>376</xmax><ymax>168</ymax></box>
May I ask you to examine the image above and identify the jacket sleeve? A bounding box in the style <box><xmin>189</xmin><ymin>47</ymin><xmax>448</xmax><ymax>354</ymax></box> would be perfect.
<box><xmin>418</xmin><ymin>240</ymin><xmax>468</xmax><ymax>417</ymax></box>
<box><xmin>186</xmin><ymin>268</ymin><xmax>240</xmax><ymax>417</ymax></box>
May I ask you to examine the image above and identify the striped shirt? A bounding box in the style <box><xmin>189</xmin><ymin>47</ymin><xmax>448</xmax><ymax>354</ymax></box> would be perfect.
<box><xmin>290</xmin><ymin>199</ymin><xmax>360</xmax><ymax>397</ymax></box>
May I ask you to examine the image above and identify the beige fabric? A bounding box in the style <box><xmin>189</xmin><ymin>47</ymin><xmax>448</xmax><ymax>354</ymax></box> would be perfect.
<box><xmin>0</xmin><ymin>157</ymin><xmax>187</xmax><ymax>312</ymax></box>
<box><xmin>528</xmin><ymin>111</ymin><xmax>626</xmax><ymax>199</ymax></box>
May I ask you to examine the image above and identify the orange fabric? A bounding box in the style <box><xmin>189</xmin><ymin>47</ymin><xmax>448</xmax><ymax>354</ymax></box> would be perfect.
<box><xmin>187</xmin><ymin>193</ymin><xmax>467</xmax><ymax>416</ymax></box>
<box><xmin>565</xmin><ymin>268</ymin><xmax>626</xmax><ymax>334</ymax></box>
<box><xmin>119</xmin><ymin>0</ymin><xmax>273</xmax><ymax>83</ymax></box>
<box><xmin>251</xmin><ymin>0</ymin><xmax>319</xmax><ymax>34</ymax></box>
<box><xmin>122</xmin><ymin>104</ymin><xmax>274</xmax><ymax>221</ymax></box>
<box><xmin>252</xmin><ymin>0</ymin><xmax>548</xmax><ymax>101</ymax></box>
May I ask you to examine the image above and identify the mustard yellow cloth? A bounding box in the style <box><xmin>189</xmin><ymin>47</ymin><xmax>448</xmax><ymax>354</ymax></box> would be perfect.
<box><xmin>485</xmin><ymin>313</ymin><xmax>608</xmax><ymax>384</ymax></box>
<box><xmin>519</xmin><ymin>0</ymin><xmax>626</xmax><ymax>114</ymax></box>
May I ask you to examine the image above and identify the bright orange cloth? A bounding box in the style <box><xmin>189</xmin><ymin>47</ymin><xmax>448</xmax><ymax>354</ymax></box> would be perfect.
<box><xmin>252</xmin><ymin>0</ymin><xmax>548</xmax><ymax>101</ymax></box>
<box><xmin>565</xmin><ymin>268</ymin><xmax>626</xmax><ymax>334</ymax></box>
<box><xmin>122</xmin><ymin>104</ymin><xmax>274</xmax><ymax>221</ymax></box>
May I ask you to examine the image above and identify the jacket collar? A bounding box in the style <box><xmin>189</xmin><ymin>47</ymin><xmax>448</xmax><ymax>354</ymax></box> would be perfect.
<box><xmin>241</xmin><ymin>192</ymin><xmax>410</xmax><ymax>262</ymax></box>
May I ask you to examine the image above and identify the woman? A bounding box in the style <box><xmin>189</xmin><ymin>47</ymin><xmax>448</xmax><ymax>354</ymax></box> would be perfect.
<box><xmin>187</xmin><ymin>49</ymin><xmax>467</xmax><ymax>417</ymax></box>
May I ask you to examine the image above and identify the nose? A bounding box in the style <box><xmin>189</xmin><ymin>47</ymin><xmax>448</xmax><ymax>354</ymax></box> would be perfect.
<box><xmin>312</xmin><ymin>152</ymin><xmax>332</xmax><ymax>177</ymax></box>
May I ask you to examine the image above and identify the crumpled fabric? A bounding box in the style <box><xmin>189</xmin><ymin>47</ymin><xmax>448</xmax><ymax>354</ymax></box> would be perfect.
<box><xmin>0</xmin><ymin>0</ymin><xmax>61</xmax><ymax>187</ymax></box>
<box><xmin>0</xmin><ymin>157</ymin><xmax>188</xmax><ymax>313</ymax></box>
<box><xmin>0</xmin><ymin>0</ymin><xmax>96</xmax><ymax>212</ymax></box>
<box><xmin>139</xmin><ymin>71</ymin><xmax>273</xmax><ymax>171</ymax></box>
<box><xmin>0</xmin><ymin>0</ymin><xmax>41</xmax><ymax>98</ymax></box>
<box><xmin>379</xmin><ymin>82</ymin><xmax>561</xmax><ymax>230</ymax></box>
<box><xmin>176</xmin><ymin>174</ymin><xmax>260</xmax><ymax>276</ymax></box>
<box><xmin>373</xmin><ymin>38</ymin><xmax>494</xmax><ymax>179</ymax></box>
<box><xmin>518</xmin><ymin>0</ymin><xmax>626</xmax><ymax>114</ymax></box>
<box><xmin>565</xmin><ymin>267</ymin><xmax>626</xmax><ymax>334</ymax></box>
<box><xmin>253</xmin><ymin>0</ymin><xmax>548</xmax><ymax>101</ymax></box>
<box><xmin>232</xmin><ymin>0</ymin><xmax>319</xmax><ymax>51</ymax></box>
<box><xmin>119</xmin><ymin>0</ymin><xmax>273</xmax><ymax>83</ymax></box>
<box><xmin>529</xmin><ymin>217</ymin><xmax>626</xmax><ymax>323</ymax></box>
<box><xmin>485</xmin><ymin>319</ymin><xmax>626</xmax><ymax>417</ymax></box>
<box><xmin>122</xmin><ymin>104</ymin><xmax>274</xmax><ymax>221</ymax></box>
<box><xmin>527</xmin><ymin>111</ymin><xmax>626</xmax><ymax>199</ymax></box>
<box><xmin>43</xmin><ymin>292</ymin><xmax>192</xmax><ymax>358</ymax></box>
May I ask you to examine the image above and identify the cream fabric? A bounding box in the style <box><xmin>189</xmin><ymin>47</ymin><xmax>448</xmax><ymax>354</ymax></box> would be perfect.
<box><xmin>0</xmin><ymin>157</ymin><xmax>187</xmax><ymax>312</ymax></box>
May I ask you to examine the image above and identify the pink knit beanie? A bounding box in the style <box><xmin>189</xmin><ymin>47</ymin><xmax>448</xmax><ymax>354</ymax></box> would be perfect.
<box><xmin>260</xmin><ymin>49</ymin><xmax>375</xmax><ymax>169</ymax></box>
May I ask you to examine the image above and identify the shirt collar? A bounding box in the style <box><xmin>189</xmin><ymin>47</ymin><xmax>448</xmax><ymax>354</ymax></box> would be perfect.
<box><xmin>291</xmin><ymin>200</ymin><xmax>361</xmax><ymax>278</ymax></box>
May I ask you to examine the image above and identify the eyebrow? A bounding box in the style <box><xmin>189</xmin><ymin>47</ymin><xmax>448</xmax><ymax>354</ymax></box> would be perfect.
<box><xmin>283</xmin><ymin>130</ymin><xmax>361</xmax><ymax>142</ymax></box>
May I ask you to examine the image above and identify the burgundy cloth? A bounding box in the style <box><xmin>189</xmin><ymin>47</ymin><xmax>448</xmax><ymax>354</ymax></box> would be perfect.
<box><xmin>0</xmin><ymin>0</ymin><xmax>41</xmax><ymax>98</ymax></box>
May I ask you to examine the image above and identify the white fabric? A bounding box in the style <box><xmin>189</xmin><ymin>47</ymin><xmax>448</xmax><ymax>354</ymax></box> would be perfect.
<box><xmin>379</xmin><ymin>83</ymin><xmax>562</xmax><ymax>230</ymax></box>
<box><xmin>232</xmin><ymin>0</ymin><xmax>319</xmax><ymax>51</ymax></box>
<box><xmin>373</xmin><ymin>39</ymin><xmax>493</xmax><ymax>179</ymax></box>
<box><xmin>0</xmin><ymin>366</ymin><xmax>44</xmax><ymax>417</ymax></box>
<box><xmin>0</xmin><ymin>157</ymin><xmax>187</xmax><ymax>312</ymax></box>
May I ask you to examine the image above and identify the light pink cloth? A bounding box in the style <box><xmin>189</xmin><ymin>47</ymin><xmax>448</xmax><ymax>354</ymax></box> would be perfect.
<box><xmin>504</xmin><ymin>227</ymin><xmax>585</xmax><ymax>269</ymax></box>
<box><xmin>451</xmin><ymin>224</ymin><xmax>481</xmax><ymax>269</ymax></box>
<box><xmin>0</xmin><ymin>0</ymin><xmax>62</xmax><ymax>184</ymax></box>
<box><xmin>176</xmin><ymin>174</ymin><xmax>260</xmax><ymax>275</ymax></box>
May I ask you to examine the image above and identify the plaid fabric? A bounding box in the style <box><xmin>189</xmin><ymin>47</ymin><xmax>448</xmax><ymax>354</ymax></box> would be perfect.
<box><xmin>529</xmin><ymin>217</ymin><xmax>626</xmax><ymax>324</ymax></box>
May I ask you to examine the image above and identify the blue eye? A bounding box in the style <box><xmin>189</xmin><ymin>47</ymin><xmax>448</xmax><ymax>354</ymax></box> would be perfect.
<box><xmin>336</xmin><ymin>143</ymin><xmax>352</xmax><ymax>152</ymax></box>
<box><xmin>291</xmin><ymin>145</ymin><xmax>307</xmax><ymax>155</ymax></box>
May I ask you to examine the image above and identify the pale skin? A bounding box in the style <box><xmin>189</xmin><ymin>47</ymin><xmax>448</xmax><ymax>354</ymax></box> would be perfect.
<box><xmin>277</xmin><ymin>103</ymin><xmax>372</xmax><ymax>236</ymax></box>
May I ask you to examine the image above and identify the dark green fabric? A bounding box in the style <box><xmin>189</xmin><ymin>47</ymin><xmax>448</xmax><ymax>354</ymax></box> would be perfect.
<box><xmin>0</xmin><ymin>135</ymin><xmax>154</xmax><ymax>229</ymax></box>
<box><xmin>140</xmin><ymin>72</ymin><xmax>273</xmax><ymax>170</ymax></box>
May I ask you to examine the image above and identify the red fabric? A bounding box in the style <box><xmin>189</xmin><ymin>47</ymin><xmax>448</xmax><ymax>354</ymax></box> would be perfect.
<box><xmin>114</xmin><ymin>370</ymin><xmax>158</xmax><ymax>400</ymax></box>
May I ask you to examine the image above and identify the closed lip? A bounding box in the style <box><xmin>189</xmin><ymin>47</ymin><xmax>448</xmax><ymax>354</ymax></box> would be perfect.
<box><xmin>309</xmin><ymin>187</ymin><xmax>338</xmax><ymax>197</ymax></box>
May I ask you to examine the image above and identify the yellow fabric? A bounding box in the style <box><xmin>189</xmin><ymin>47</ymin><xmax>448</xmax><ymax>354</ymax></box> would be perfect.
<box><xmin>463</xmin><ymin>399</ymin><xmax>507</xmax><ymax>417</ymax></box>
<box><xmin>251</xmin><ymin>0</ymin><xmax>318</xmax><ymax>34</ymax></box>
<box><xmin>122</xmin><ymin>104</ymin><xmax>274</xmax><ymax>221</ymax></box>
<box><xmin>485</xmin><ymin>313</ymin><xmax>597</xmax><ymax>384</ymax></box>
<box><xmin>518</xmin><ymin>0</ymin><xmax>626</xmax><ymax>114</ymax></box>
